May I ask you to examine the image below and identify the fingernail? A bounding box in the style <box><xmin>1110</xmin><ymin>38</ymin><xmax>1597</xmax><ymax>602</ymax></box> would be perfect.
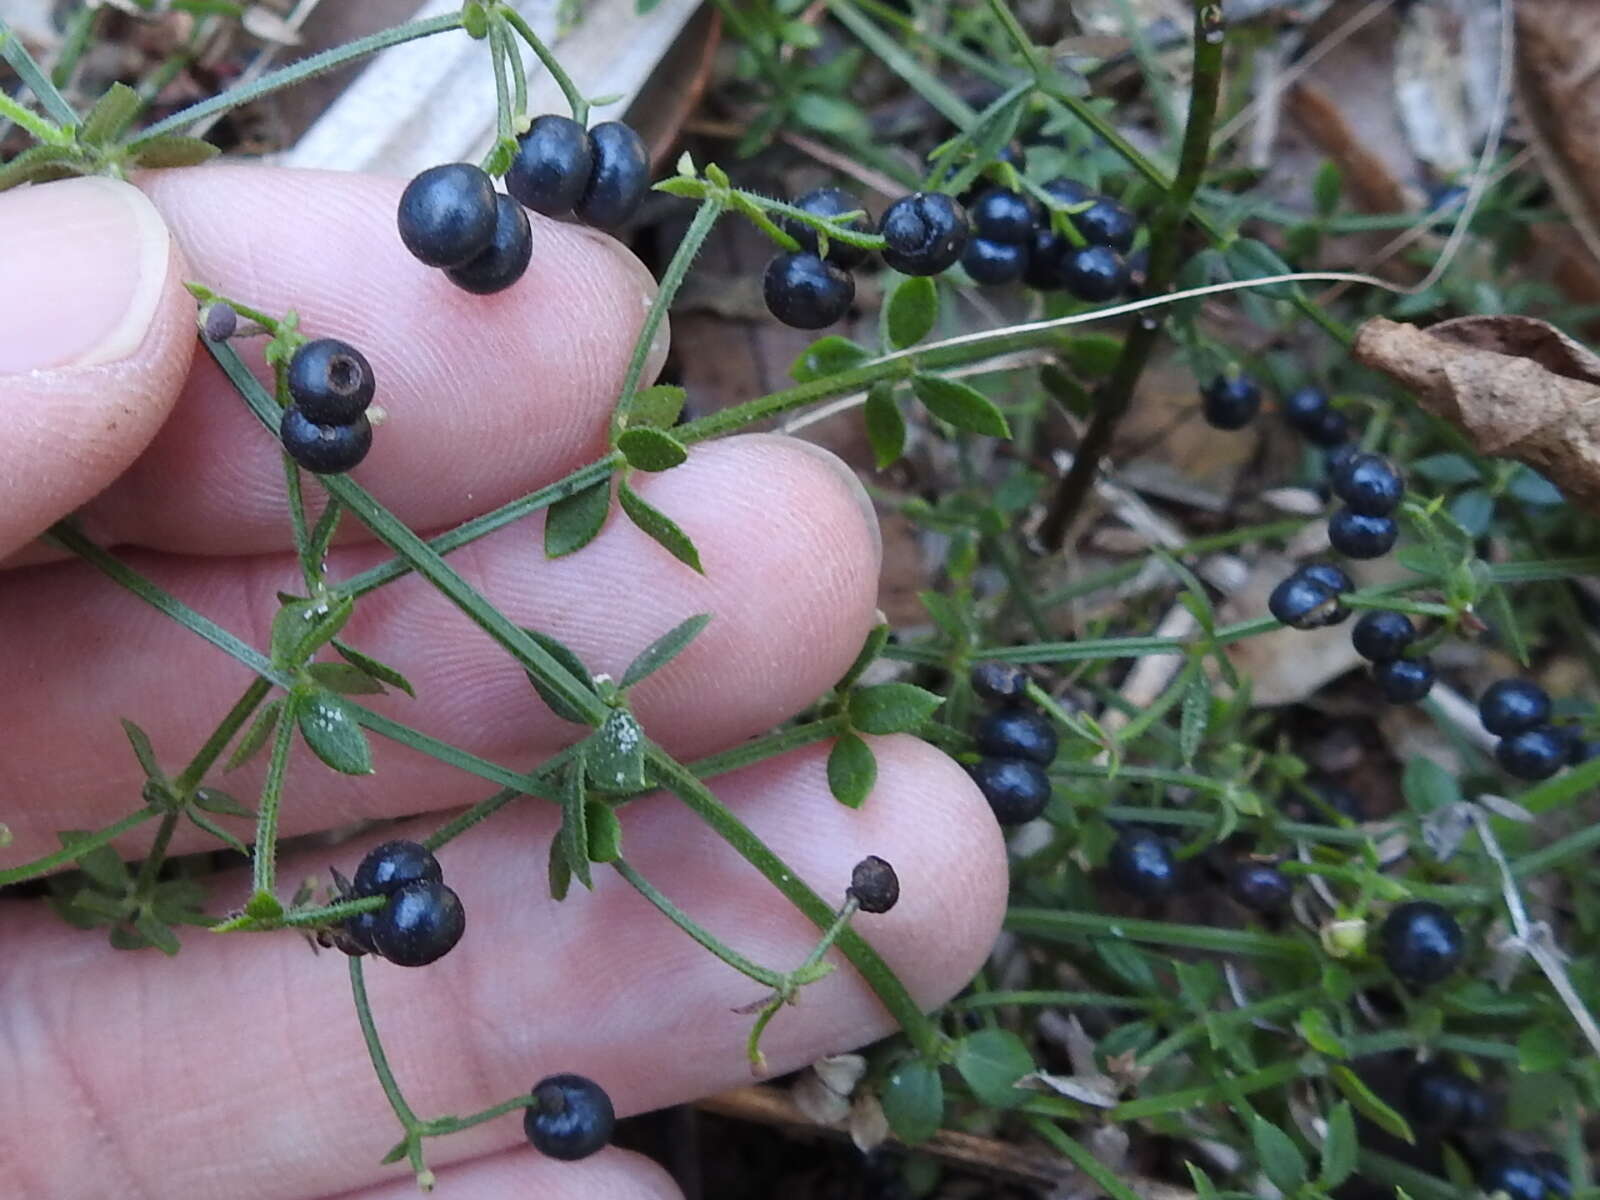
<box><xmin>0</xmin><ymin>176</ymin><xmax>170</xmax><ymax>374</ymax></box>
<box><xmin>781</xmin><ymin>435</ymin><xmax>883</xmax><ymax>563</ymax></box>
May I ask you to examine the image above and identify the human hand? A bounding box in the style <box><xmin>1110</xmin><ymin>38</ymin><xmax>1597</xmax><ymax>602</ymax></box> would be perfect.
<box><xmin>0</xmin><ymin>169</ymin><xmax>1008</xmax><ymax>1199</ymax></box>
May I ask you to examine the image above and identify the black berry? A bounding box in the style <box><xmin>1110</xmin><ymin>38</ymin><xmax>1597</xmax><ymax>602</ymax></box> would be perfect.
<box><xmin>1041</xmin><ymin>177</ymin><xmax>1091</xmax><ymax>208</ymax></box>
<box><xmin>397</xmin><ymin>163</ymin><xmax>498</xmax><ymax>267</ymax></box>
<box><xmin>1201</xmin><ymin>374</ymin><xmax>1262</xmax><ymax>430</ymax></box>
<box><xmin>1107</xmin><ymin>829</ymin><xmax>1177</xmax><ymax>898</ymax></box>
<box><xmin>1070</xmin><ymin>196</ymin><xmax>1137</xmax><ymax>252</ymax></box>
<box><xmin>1022</xmin><ymin>227</ymin><xmax>1066</xmax><ymax>289</ymax></box>
<box><xmin>1531</xmin><ymin>1153</ymin><xmax>1571</xmax><ymax>1199</ymax></box>
<box><xmin>574</xmin><ymin>121</ymin><xmax>649</xmax><ymax>231</ymax></box>
<box><xmin>970</xmin><ymin>757</ymin><xmax>1051</xmax><ymax>825</ymax></box>
<box><xmin>1332</xmin><ymin>451</ymin><xmax>1405</xmax><ymax>516</ymax></box>
<box><xmin>505</xmin><ymin>114</ymin><xmax>594</xmax><ymax>216</ymax></box>
<box><xmin>1229</xmin><ymin>862</ymin><xmax>1293</xmax><ymax>914</ymax></box>
<box><xmin>1351</xmin><ymin>609</ymin><xmax>1416</xmax><ymax>662</ymax></box>
<box><xmin>524</xmin><ymin>1073</ymin><xmax>616</xmax><ymax>1161</ymax></box>
<box><xmin>446</xmin><ymin>193</ymin><xmax>533</xmax><ymax>295</ymax></box>
<box><xmin>975</xmin><ymin>708</ymin><xmax>1058</xmax><ymax>765</ymax></box>
<box><xmin>1375</xmin><ymin>656</ymin><xmax>1436</xmax><ymax>704</ymax></box>
<box><xmin>1307</xmin><ymin>408</ymin><xmax>1353</xmax><ymax>448</ymax></box>
<box><xmin>1300</xmin><ymin>561</ymin><xmax>1353</xmax><ymax>595</ymax></box>
<box><xmin>1479</xmin><ymin>1150</ymin><xmax>1548</xmax><ymax>1200</ymax></box>
<box><xmin>879</xmin><ymin>192</ymin><xmax>969</xmax><ymax>276</ymax></box>
<box><xmin>369</xmin><ymin>879</ymin><xmax>465</xmax><ymax>967</ymax></box>
<box><xmin>287</xmin><ymin>338</ymin><xmax>375</xmax><ymax>426</ymax></box>
<box><xmin>783</xmin><ymin>187</ymin><xmax>872</xmax><ymax>269</ymax></box>
<box><xmin>968</xmin><ymin>187</ymin><xmax>1037</xmax><ymax>243</ymax></box>
<box><xmin>280</xmin><ymin>406</ymin><xmax>372</xmax><ymax>475</ymax></box>
<box><xmin>1329</xmin><ymin>508</ymin><xmax>1399</xmax><ymax>558</ymax></box>
<box><xmin>1282</xmin><ymin>386</ymin><xmax>1331</xmax><ymax>435</ymax></box>
<box><xmin>1478</xmin><ymin>678</ymin><xmax>1552</xmax><ymax>736</ymax></box>
<box><xmin>1495</xmin><ymin>727</ymin><xmax>1567</xmax><ymax>781</ymax></box>
<box><xmin>962</xmin><ymin>237</ymin><xmax>1028</xmax><ymax>285</ymax></box>
<box><xmin>352</xmin><ymin>840</ymin><xmax>442</xmax><ymax>898</ymax></box>
<box><xmin>763</xmin><ymin>252</ymin><xmax>855</xmax><ymax>329</ymax></box>
<box><xmin>1059</xmin><ymin>244</ymin><xmax>1128</xmax><ymax>301</ymax></box>
<box><xmin>970</xmin><ymin>660</ymin><xmax>1029</xmax><ymax>703</ymax></box>
<box><xmin>1404</xmin><ymin>1063</ymin><xmax>1490</xmax><ymax>1134</ymax></box>
<box><xmin>1269</xmin><ymin>570</ymin><xmax>1346</xmax><ymax>630</ymax></box>
<box><xmin>847</xmin><ymin>855</ymin><xmax>900</xmax><ymax>914</ymax></box>
<box><xmin>1379</xmin><ymin>900</ymin><xmax>1465</xmax><ymax>986</ymax></box>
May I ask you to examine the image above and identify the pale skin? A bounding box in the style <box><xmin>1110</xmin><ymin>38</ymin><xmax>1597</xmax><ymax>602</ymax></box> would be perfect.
<box><xmin>0</xmin><ymin>169</ymin><xmax>1009</xmax><ymax>1199</ymax></box>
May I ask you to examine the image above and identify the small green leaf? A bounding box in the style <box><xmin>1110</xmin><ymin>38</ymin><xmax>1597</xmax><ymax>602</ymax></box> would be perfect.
<box><xmin>306</xmin><ymin>661</ymin><xmax>387</xmax><ymax>695</ymax></box>
<box><xmin>618</xmin><ymin>481</ymin><xmax>703</xmax><ymax>573</ymax></box>
<box><xmin>80</xmin><ymin>82</ymin><xmax>143</xmax><ymax>144</ymax></box>
<box><xmin>833</xmin><ymin>624</ymin><xmax>889</xmax><ymax>693</ymax></box>
<box><xmin>1062</xmin><ymin>334</ymin><xmax>1124</xmax><ymax>377</ymax></box>
<box><xmin>617</xmin><ymin>427</ymin><xmax>689</xmax><ymax>472</ymax></box>
<box><xmin>622</xmin><ymin>613</ymin><xmax>712</xmax><ymax>689</ymax></box>
<box><xmin>133</xmin><ymin>913</ymin><xmax>181</xmax><ymax>956</ymax></box>
<box><xmin>1449</xmin><ymin>487</ymin><xmax>1495</xmax><ymax>537</ymax></box>
<box><xmin>1179</xmin><ymin>673</ymin><xmax>1210</xmax><ymax>766</ymax></box>
<box><xmin>585</xmin><ymin>709</ymin><xmax>647</xmax><ymax>793</ymax></box>
<box><xmin>560</xmin><ymin>762</ymin><xmax>592</xmax><ymax>890</ymax></box>
<box><xmin>879</xmin><ymin>1058</ymin><xmax>944</xmax><ymax>1143</ymax></box>
<box><xmin>1517</xmin><ymin>1022</ymin><xmax>1569</xmax><ymax>1073</ymax></box>
<box><xmin>911</xmin><ymin>374</ymin><xmax>1010</xmax><ymax>438</ymax></box>
<box><xmin>270</xmin><ymin>595</ymin><xmax>353</xmax><ymax>668</ymax></box>
<box><xmin>57</xmin><ymin>831</ymin><xmax>129</xmax><ymax>892</ymax></box>
<box><xmin>629</xmin><ymin>384</ymin><xmax>687</xmax><ymax>429</ymax></box>
<box><xmin>547</xmin><ymin>832</ymin><xmax>573</xmax><ymax>901</ymax></box>
<box><xmin>863</xmin><ymin>382</ymin><xmax>906</xmax><ymax>469</ymax></box>
<box><xmin>188</xmin><ymin>809</ymin><xmax>251</xmax><ymax>858</ymax></box>
<box><xmin>245</xmin><ymin>889</ymin><xmax>284</xmax><ymax>920</ymax></box>
<box><xmin>791</xmin><ymin>335</ymin><xmax>869</xmax><ymax>383</ymax></box>
<box><xmin>331</xmin><ymin>641</ymin><xmax>416</xmax><ymax>697</ymax></box>
<box><xmin>545</xmin><ymin>477</ymin><xmax>612</xmax><ymax>558</ymax></box>
<box><xmin>522</xmin><ymin>629</ymin><xmax>598</xmax><ymax>725</ymax></box>
<box><xmin>1320</xmin><ymin>1101</ymin><xmax>1358</xmax><ymax>1188</ymax></box>
<box><xmin>1331</xmin><ymin>1065</ymin><xmax>1414</xmax><ymax>1143</ymax></box>
<box><xmin>883</xmin><ymin>275</ymin><xmax>938</xmax><ymax>350</ymax></box>
<box><xmin>1297</xmin><ymin>1007</ymin><xmax>1349</xmax><ymax>1058</ymax></box>
<box><xmin>1402</xmin><ymin>755</ymin><xmax>1462</xmax><ymax>814</ymax></box>
<box><xmin>953</xmin><ymin>1029</ymin><xmax>1034</xmax><ymax>1109</ymax></box>
<box><xmin>847</xmin><ymin>683</ymin><xmax>943</xmax><ymax>735</ymax></box>
<box><xmin>0</xmin><ymin>144</ymin><xmax>88</xmax><ymax>192</ymax></box>
<box><xmin>296</xmin><ymin>690</ymin><xmax>374</xmax><ymax>775</ymax></box>
<box><xmin>792</xmin><ymin>91</ymin><xmax>867</xmax><ymax>137</ymax></box>
<box><xmin>125</xmin><ymin>134</ymin><xmax>218</xmax><ymax>169</ymax></box>
<box><xmin>827</xmin><ymin>733</ymin><xmax>877</xmax><ymax>808</ymax></box>
<box><xmin>193</xmin><ymin>787</ymin><xmax>252</xmax><ymax>818</ymax></box>
<box><xmin>120</xmin><ymin>719</ymin><xmax>163</xmax><ymax>781</ymax></box>
<box><xmin>1250</xmin><ymin>1114</ymin><xmax>1308</xmax><ymax>1193</ymax></box>
<box><xmin>586</xmin><ymin>801</ymin><xmax>622</xmax><ymax>863</ymax></box>
<box><xmin>227</xmin><ymin>698</ymin><xmax>283</xmax><ymax>771</ymax></box>
<box><xmin>1313</xmin><ymin>159</ymin><xmax>1343</xmax><ymax>217</ymax></box>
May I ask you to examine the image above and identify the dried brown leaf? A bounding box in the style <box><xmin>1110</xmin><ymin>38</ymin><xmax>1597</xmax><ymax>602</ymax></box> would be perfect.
<box><xmin>1352</xmin><ymin>315</ymin><xmax>1600</xmax><ymax>511</ymax></box>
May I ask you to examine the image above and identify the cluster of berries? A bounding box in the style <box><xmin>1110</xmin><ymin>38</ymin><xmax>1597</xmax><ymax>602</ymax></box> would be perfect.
<box><xmin>1479</xmin><ymin>678</ymin><xmax>1593</xmax><ymax>781</ymax></box>
<box><xmin>333</xmin><ymin>839</ymin><xmax>465</xmax><ymax>967</ymax></box>
<box><xmin>397</xmin><ymin>116</ymin><xmax>648</xmax><ymax>294</ymax></box>
<box><xmin>1403</xmin><ymin>1063</ymin><xmax>1571</xmax><ymax>1200</ymax></box>
<box><xmin>280</xmin><ymin>337</ymin><xmax>379</xmax><ymax>476</ymax></box>
<box><xmin>761</xmin><ymin>170</ymin><xmax>1141</xmax><ymax>330</ymax></box>
<box><xmin>964</xmin><ymin>662</ymin><xmax>1059</xmax><ymax>825</ymax></box>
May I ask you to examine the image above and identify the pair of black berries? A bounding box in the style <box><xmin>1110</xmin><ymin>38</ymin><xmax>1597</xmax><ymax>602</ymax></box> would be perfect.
<box><xmin>397</xmin><ymin>117</ymin><xmax>649</xmax><ymax>293</ymax></box>
<box><xmin>965</xmin><ymin>662</ymin><xmax>1058</xmax><ymax>826</ymax></box>
<box><xmin>1326</xmin><ymin>450</ymin><xmax>1405</xmax><ymax>559</ymax></box>
<box><xmin>336</xmin><ymin>839</ymin><xmax>465</xmax><ymax>967</ymax></box>
<box><xmin>280</xmin><ymin>337</ymin><xmax>378</xmax><ymax>475</ymax></box>
<box><xmin>1479</xmin><ymin>678</ymin><xmax>1578</xmax><ymax>782</ymax></box>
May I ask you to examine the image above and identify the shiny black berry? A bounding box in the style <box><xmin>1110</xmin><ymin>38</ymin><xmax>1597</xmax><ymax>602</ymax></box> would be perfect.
<box><xmin>1307</xmin><ymin>408</ymin><xmax>1353</xmax><ymax>448</ymax></box>
<box><xmin>1282</xmin><ymin>386</ymin><xmax>1331</xmax><ymax>435</ymax></box>
<box><xmin>1060</xmin><ymin>244</ymin><xmax>1128</xmax><ymax>301</ymax></box>
<box><xmin>968</xmin><ymin>187</ymin><xmax>1037</xmax><ymax>243</ymax></box>
<box><xmin>1041</xmin><ymin>177</ymin><xmax>1091</xmax><ymax>208</ymax></box>
<box><xmin>352</xmin><ymin>839</ymin><xmax>442</xmax><ymax>898</ymax></box>
<box><xmin>1478</xmin><ymin>679</ymin><xmax>1552</xmax><ymax>736</ymax></box>
<box><xmin>1301</xmin><ymin>561</ymin><xmax>1353</xmax><ymax>595</ymax></box>
<box><xmin>280</xmin><ymin>406</ymin><xmax>372</xmax><ymax>475</ymax></box>
<box><xmin>1324</xmin><ymin>441</ymin><xmax>1360</xmax><ymax>476</ymax></box>
<box><xmin>1404</xmin><ymin>1063</ymin><xmax>1490</xmax><ymax>1134</ymax></box>
<box><xmin>1375</xmin><ymin>656</ymin><xmax>1436</xmax><ymax>704</ymax></box>
<box><xmin>879</xmin><ymin>192</ymin><xmax>969</xmax><ymax>276</ymax></box>
<box><xmin>1379</xmin><ymin>900</ymin><xmax>1465</xmax><ymax>986</ymax></box>
<box><xmin>369</xmin><ymin>879</ymin><xmax>465</xmax><ymax>967</ymax></box>
<box><xmin>1352</xmin><ymin>609</ymin><xmax>1416</xmax><ymax>662</ymax></box>
<box><xmin>1107</xmin><ymin>830</ymin><xmax>1177</xmax><ymax>898</ymax></box>
<box><xmin>446</xmin><ymin>193</ymin><xmax>533</xmax><ymax>295</ymax></box>
<box><xmin>574</xmin><ymin>121</ymin><xmax>649</xmax><ymax>231</ymax></box>
<box><xmin>763</xmin><ymin>252</ymin><xmax>854</xmax><ymax>329</ymax></box>
<box><xmin>783</xmin><ymin>187</ymin><xmax>872</xmax><ymax>269</ymax></box>
<box><xmin>1230</xmin><ymin>862</ymin><xmax>1293</xmax><ymax>914</ymax></box>
<box><xmin>506</xmin><ymin>115</ymin><xmax>594</xmax><ymax>216</ymax></box>
<box><xmin>524</xmin><ymin>1073</ymin><xmax>615</xmax><ymax>1161</ymax></box>
<box><xmin>970</xmin><ymin>660</ymin><xmax>1029</xmax><ymax>703</ymax></box>
<box><xmin>847</xmin><ymin>855</ymin><xmax>900</xmax><ymax>914</ymax></box>
<box><xmin>1531</xmin><ymin>1153</ymin><xmax>1572</xmax><ymax>1199</ymax></box>
<box><xmin>1201</xmin><ymin>374</ymin><xmax>1262</xmax><ymax>430</ymax></box>
<box><xmin>343</xmin><ymin>907</ymin><xmax>381</xmax><ymax>956</ymax></box>
<box><xmin>398</xmin><ymin>163</ymin><xmax>498</xmax><ymax>267</ymax></box>
<box><xmin>1332</xmin><ymin>451</ymin><xmax>1405</xmax><ymax>516</ymax></box>
<box><xmin>975</xmin><ymin>709</ymin><xmax>1058</xmax><ymax>765</ymax></box>
<box><xmin>962</xmin><ymin>237</ymin><xmax>1028</xmax><ymax>285</ymax></box>
<box><xmin>1329</xmin><ymin>508</ymin><xmax>1399</xmax><ymax>558</ymax></box>
<box><xmin>1070</xmin><ymin>196</ymin><xmax>1137</xmax><ymax>253</ymax></box>
<box><xmin>287</xmin><ymin>338</ymin><xmax>375</xmax><ymax>426</ymax></box>
<box><xmin>970</xmin><ymin>757</ymin><xmax>1051</xmax><ymax>825</ymax></box>
<box><xmin>1023</xmin><ymin>227</ymin><xmax>1066</xmax><ymax>289</ymax></box>
<box><xmin>1495</xmin><ymin>727</ymin><xmax>1567</xmax><ymax>781</ymax></box>
<box><xmin>1479</xmin><ymin>1150</ymin><xmax>1548</xmax><ymax>1200</ymax></box>
<box><xmin>1269</xmin><ymin>570</ymin><xmax>1346</xmax><ymax>629</ymax></box>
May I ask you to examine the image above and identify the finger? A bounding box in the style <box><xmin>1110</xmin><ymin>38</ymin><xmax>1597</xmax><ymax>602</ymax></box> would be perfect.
<box><xmin>0</xmin><ymin>435</ymin><xmax>879</xmax><ymax>861</ymax></box>
<box><xmin>328</xmin><ymin>1147</ymin><xmax>682</xmax><ymax>1200</ymax></box>
<box><xmin>0</xmin><ymin>176</ymin><xmax>196</xmax><ymax>558</ymax></box>
<box><xmin>0</xmin><ymin>736</ymin><xmax>1006</xmax><ymax>1200</ymax></box>
<box><xmin>69</xmin><ymin>165</ymin><xmax>664</xmax><ymax>558</ymax></box>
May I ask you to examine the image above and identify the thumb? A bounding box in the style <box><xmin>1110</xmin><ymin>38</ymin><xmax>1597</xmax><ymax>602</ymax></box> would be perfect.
<box><xmin>0</xmin><ymin>174</ymin><xmax>195</xmax><ymax>558</ymax></box>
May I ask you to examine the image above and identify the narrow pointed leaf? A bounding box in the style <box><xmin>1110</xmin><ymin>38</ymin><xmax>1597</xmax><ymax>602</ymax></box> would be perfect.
<box><xmin>128</xmin><ymin>134</ymin><xmax>219</xmax><ymax>169</ymax></box>
<box><xmin>134</xmin><ymin>913</ymin><xmax>181</xmax><ymax>956</ymax></box>
<box><xmin>618</xmin><ymin>481</ymin><xmax>702</xmax><ymax>572</ymax></box>
<box><xmin>188</xmin><ymin>809</ymin><xmax>251</xmax><ymax>858</ymax></box>
<box><xmin>544</xmin><ymin>477</ymin><xmax>612</xmax><ymax>558</ymax></box>
<box><xmin>306</xmin><ymin>661</ymin><xmax>387</xmax><ymax>695</ymax></box>
<box><xmin>560</xmin><ymin>762</ymin><xmax>592</xmax><ymax>889</ymax></box>
<box><xmin>296</xmin><ymin>690</ymin><xmax>374</xmax><ymax>775</ymax></box>
<box><xmin>547</xmin><ymin>832</ymin><xmax>573</xmax><ymax>901</ymax></box>
<box><xmin>833</xmin><ymin>624</ymin><xmax>889</xmax><ymax>693</ymax></box>
<box><xmin>1320</xmin><ymin>1101</ymin><xmax>1358</xmax><ymax>1188</ymax></box>
<box><xmin>332</xmin><ymin>641</ymin><xmax>416</xmax><ymax>697</ymax></box>
<box><xmin>617</xmin><ymin>427</ymin><xmax>689</xmax><ymax>472</ymax></box>
<box><xmin>79</xmin><ymin>82</ymin><xmax>143</xmax><ymax>144</ymax></box>
<box><xmin>57</xmin><ymin>831</ymin><xmax>129</xmax><ymax>891</ymax></box>
<box><xmin>622</xmin><ymin>613</ymin><xmax>712</xmax><ymax>689</ymax></box>
<box><xmin>120</xmin><ymin>719</ymin><xmax>163</xmax><ymax>781</ymax></box>
<box><xmin>193</xmin><ymin>787</ymin><xmax>253</xmax><ymax>818</ymax></box>
<box><xmin>911</xmin><ymin>374</ymin><xmax>1009</xmax><ymax>438</ymax></box>
<box><xmin>586</xmin><ymin>801</ymin><xmax>622</xmax><ymax>863</ymax></box>
<box><xmin>827</xmin><ymin>733</ymin><xmax>876</xmax><ymax>808</ymax></box>
<box><xmin>521</xmin><ymin>628</ymin><xmax>597</xmax><ymax>724</ymax></box>
<box><xmin>1250</xmin><ymin>1114</ymin><xmax>1308</xmax><ymax>1193</ymax></box>
<box><xmin>1331</xmin><ymin>1065</ymin><xmax>1414</xmax><ymax>1143</ymax></box>
<box><xmin>270</xmin><ymin>595</ymin><xmax>353</xmax><ymax>667</ymax></box>
<box><xmin>227</xmin><ymin>698</ymin><xmax>283</xmax><ymax>771</ymax></box>
<box><xmin>863</xmin><ymin>382</ymin><xmax>906</xmax><ymax>469</ymax></box>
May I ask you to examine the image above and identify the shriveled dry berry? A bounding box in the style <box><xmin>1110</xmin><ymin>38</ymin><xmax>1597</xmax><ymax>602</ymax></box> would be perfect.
<box><xmin>847</xmin><ymin>856</ymin><xmax>900</xmax><ymax>914</ymax></box>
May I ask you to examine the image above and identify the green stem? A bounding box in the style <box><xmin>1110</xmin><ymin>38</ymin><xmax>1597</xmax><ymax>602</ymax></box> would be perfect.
<box><xmin>612</xmin><ymin>857</ymin><xmax>785</xmax><ymax>987</ymax></box>
<box><xmin>950</xmin><ymin>989</ymin><xmax>1159</xmax><ymax>1011</ymax></box>
<box><xmin>499</xmin><ymin>8</ymin><xmax>588</xmax><ymax>124</ymax></box>
<box><xmin>1026</xmin><ymin>1118</ymin><xmax>1142</xmax><ymax>1200</ymax></box>
<box><xmin>1110</xmin><ymin>1057</ymin><xmax>1304</xmax><ymax>1120</ymax></box>
<box><xmin>684</xmin><ymin>714</ymin><xmax>847</xmax><ymax>780</ymax></box>
<box><xmin>349</xmin><ymin>957</ymin><xmax>423</xmax><ymax>1126</ymax></box>
<box><xmin>251</xmin><ymin>693</ymin><xmax>299</xmax><ymax>898</ymax></box>
<box><xmin>128</xmin><ymin>15</ymin><xmax>466</xmax><ymax>146</ymax></box>
<box><xmin>0</xmin><ymin>89</ymin><xmax>65</xmax><ymax>144</ymax></box>
<box><xmin>1006</xmin><ymin>907</ymin><xmax>1313</xmax><ymax>960</ymax></box>
<box><xmin>822</xmin><ymin>0</ymin><xmax>974</xmax><ymax>128</ymax></box>
<box><xmin>1039</xmin><ymin>1</ymin><xmax>1227</xmax><ymax>549</ymax></box>
<box><xmin>486</xmin><ymin>19</ymin><xmax>514</xmax><ymax>163</ymax></box>
<box><xmin>129</xmin><ymin>812</ymin><xmax>180</xmax><ymax>901</ymax></box>
<box><xmin>0</xmin><ymin>808</ymin><xmax>160</xmax><ymax>886</ymax></box>
<box><xmin>0</xmin><ymin>20</ymin><xmax>80</xmax><ymax>127</ymax></box>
